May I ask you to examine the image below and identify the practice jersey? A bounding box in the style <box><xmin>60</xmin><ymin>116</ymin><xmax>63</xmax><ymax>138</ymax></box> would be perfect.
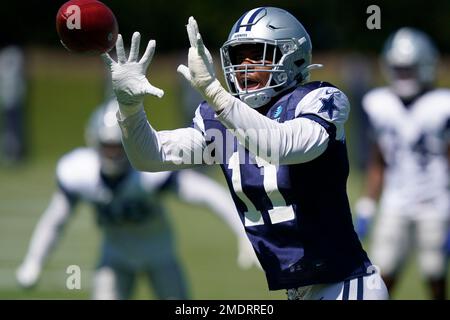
<box><xmin>362</xmin><ymin>88</ymin><xmax>450</xmax><ymax>218</ymax></box>
<box><xmin>193</xmin><ymin>82</ymin><xmax>371</xmax><ymax>290</ymax></box>
<box><xmin>56</xmin><ymin>148</ymin><xmax>175</xmax><ymax>235</ymax></box>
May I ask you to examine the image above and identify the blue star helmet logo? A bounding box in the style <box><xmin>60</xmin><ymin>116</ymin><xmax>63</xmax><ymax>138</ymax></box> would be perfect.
<box><xmin>318</xmin><ymin>94</ymin><xmax>339</xmax><ymax>119</ymax></box>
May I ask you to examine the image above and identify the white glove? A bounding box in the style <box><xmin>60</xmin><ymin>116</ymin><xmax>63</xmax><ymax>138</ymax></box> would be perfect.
<box><xmin>16</xmin><ymin>262</ymin><xmax>41</xmax><ymax>289</ymax></box>
<box><xmin>177</xmin><ymin>17</ymin><xmax>232</xmax><ymax>113</ymax></box>
<box><xmin>237</xmin><ymin>236</ymin><xmax>262</xmax><ymax>270</ymax></box>
<box><xmin>102</xmin><ymin>32</ymin><xmax>164</xmax><ymax>117</ymax></box>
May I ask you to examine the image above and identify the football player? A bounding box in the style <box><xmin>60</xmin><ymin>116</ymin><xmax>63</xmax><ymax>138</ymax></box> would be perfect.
<box><xmin>355</xmin><ymin>28</ymin><xmax>450</xmax><ymax>299</ymax></box>
<box><xmin>15</xmin><ymin>98</ymin><xmax>257</xmax><ymax>299</ymax></box>
<box><xmin>102</xmin><ymin>7</ymin><xmax>388</xmax><ymax>299</ymax></box>
<box><xmin>0</xmin><ymin>44</ymin><xmax>27</xmax><ymax>164</ymax></box>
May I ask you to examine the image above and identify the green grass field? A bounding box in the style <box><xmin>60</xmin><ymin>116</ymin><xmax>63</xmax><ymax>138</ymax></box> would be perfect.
<box><xmin>0</xmin><ymin>48</ymin><xmax>448</xmax><ymax>300</ymax></box>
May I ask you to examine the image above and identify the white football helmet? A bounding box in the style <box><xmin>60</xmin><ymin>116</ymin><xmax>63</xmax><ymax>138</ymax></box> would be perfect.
<box><xmin>220</xmin><ymin>7</ymin><xmax>322</xmax><ymax>109</ymax></box>
<box><xmin>382</xmin><ymin>27</ymin><xmax>438</xmax><ymax>100</ymax></box>
<box><xmin>85</xmin><ymin>98</ymin><xmax>129</xmax><ymax>177</ymax></box>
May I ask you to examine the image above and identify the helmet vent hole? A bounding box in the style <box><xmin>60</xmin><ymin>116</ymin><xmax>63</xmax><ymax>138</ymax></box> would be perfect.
<box><xmin>294</xmin><ymin>59</ymin><xmax>305</xmax><ymax>67</ymax></box>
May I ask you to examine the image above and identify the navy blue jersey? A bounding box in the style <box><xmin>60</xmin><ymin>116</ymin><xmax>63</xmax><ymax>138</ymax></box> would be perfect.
<box><xmin>193</xmin><ymin>82</ymin><xmax>371</xmax><ymax>290</ymax></box>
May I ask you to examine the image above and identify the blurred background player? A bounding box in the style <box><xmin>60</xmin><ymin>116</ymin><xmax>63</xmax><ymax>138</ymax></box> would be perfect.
<box><xmin>0</xmin><ymin>44</ymin><xmax>27</xmax><ymax>165</ymax></box>
<box><xmin>15</xmin><ymin>98</ymin><xmax>257</xmax><ymax>299</ymax></box>
<box><xmin>355</xmin><ymin>28</ymin><xmax>450</xmax><ymax>299</ymax></box>
<box><xmin>339</xmin><ymin>54</ymin><xmax>373</xmax><ymax>170</ymax></box>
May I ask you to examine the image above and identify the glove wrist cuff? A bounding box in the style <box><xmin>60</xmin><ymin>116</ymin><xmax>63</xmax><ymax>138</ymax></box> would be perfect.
<box><xmin>204</xmin><ymin>80</ymin><xmax>233</xmax><ymax>113</ymax></box>
<box><xmin>117</xmin><ymin>102</ymin><xmax>144</xmax><ymax>120</ymax></box>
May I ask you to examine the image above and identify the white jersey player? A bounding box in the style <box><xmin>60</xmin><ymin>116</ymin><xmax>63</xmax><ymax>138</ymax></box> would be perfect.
<box><xmin>355</xmin><ymin>28</ymin><xmax>450</xmax><ymax>299</ymax></box>
<box><xmin>15</xmin><ymin>98</ymin><xmax>258</xmax><ymax>299</ymax></box>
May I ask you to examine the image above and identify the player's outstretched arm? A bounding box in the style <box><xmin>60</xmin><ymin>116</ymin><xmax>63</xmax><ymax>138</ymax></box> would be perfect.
<box><xmin>177</xmin><ymin>17</ymin><xmax>232</xmax><ymax>113</ymax></box>
<box><xmin>16</xmin><ymin>191</ymin><xmax>74</xmax><ymax>289</ymax></box>
<box><xmin>354</xmin><ymin>143</ymin><xmax>384</xmax><ymax>239</ymax></box>
<box><xmin>178</xmin><ymin>17</ymin><xmax>333</xmax><ymax>165</ymax></box>
<box><xmin>102</xmin><ymin>32</ymin><xmax>164</xmax><ymax>117</ymax></box>
<box><xmin>103</xmin><ymin>32</ymin><xmax>207</xmax><ymax>172</ymax></box>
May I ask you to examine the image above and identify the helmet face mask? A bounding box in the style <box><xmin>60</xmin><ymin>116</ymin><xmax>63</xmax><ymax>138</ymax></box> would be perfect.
<box><xmin>220</xmin><ymin>7</ymin><xmax>318</xmax><ymax>109</ymax></box>
<box><xmin>382</xmin><ymin>27</ymin><xmax>438</xmax><ymax>100</ymax></box>
<box><xmin>85</xmin><ymin>99</ymin><xmax>130</xmax><ymax>177</ymax></box>
<box><xmin>222</xmin><ymin>39</ymin><xmax>301</xmax><ymax>107</ymax></box>
<box><xmin>227</xmin><ymin>42</ymin><xmax>278</xmax><ymax>93</ymax></box>
<box><xmin>390</xmin><ymin>66</ymin><xmax>418</xmax><ymax>80</ymax></box>
<box><xmin>388</xmin><ymin>65</ymin><xmax>422</xmax><ymax>99</ymax></box>
<box><xmin>98</xmin><ymin>141</ymin><xmax>129</xmax><ymax>177</ymax></box>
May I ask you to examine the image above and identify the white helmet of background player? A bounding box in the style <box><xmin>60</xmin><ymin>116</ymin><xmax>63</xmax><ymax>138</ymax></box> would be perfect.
<box><xmin>85</xmin><ymin>98</ymin><xmax>129</xmax><ymax>177</ymax></box>
<box><xmin>220</xmin><ymin>7</ymin><xmax>322</xmax><ymax>109</ymax></box>
<box><xmin>382</xmin><ymin>27</ymin><xmax>438</xmax><ymax>100</ymax></box>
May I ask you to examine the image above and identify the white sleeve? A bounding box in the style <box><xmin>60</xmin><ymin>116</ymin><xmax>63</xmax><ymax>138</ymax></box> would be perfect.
<box><xmin>175</xmin><ymin>169</ymin><xmax>245</xmax><ymax>237</ymax></box>
<box><xmin>19</xmin><ymin>191</ymin><xmax>74</xmax><ymax>271</ymax></box>
<box><xmin>117</xmin><ymin>108</ymin><xmax>207</xmax><ymax>172</ymax></box>
<box><xmin>216</xmin><ymin>86</ymin><xmax>349</xmax><ymax>165</ymax></box>
<box><xmin>216</xmin><ymin>102</ymin><xmax>328</xmax><ymax>165</ymax></box>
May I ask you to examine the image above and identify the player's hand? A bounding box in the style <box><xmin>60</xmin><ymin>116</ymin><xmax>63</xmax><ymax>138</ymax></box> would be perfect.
<box><xmin>16</xmin><ymin>262</ymin><xmax>41</xmax><ymax>289</ymax></box>
<box><xmin>102</xmin><ymin>32</ymin><xmax>164</xmax><ymax>112</ymax></box>
<box><xmin>177</xmin><ymin>17</ymin><xmax>216</xmax><ymax>92</ymax></box>
<box><xmin>237</xmin><ymin>236</ymin><xmax>262</xmax><ymax>270</ymax></box>
<box><xmin>177</xmin><ymin>17</ymin><xmax>231</xmax><ymax>113</ymax></box>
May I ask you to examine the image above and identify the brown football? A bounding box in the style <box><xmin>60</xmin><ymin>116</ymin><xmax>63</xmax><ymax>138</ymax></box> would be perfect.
<box><xmin>56</xmin><ymin>0</ymin><xmax>118</xmax><ymax>54</ymax></box>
